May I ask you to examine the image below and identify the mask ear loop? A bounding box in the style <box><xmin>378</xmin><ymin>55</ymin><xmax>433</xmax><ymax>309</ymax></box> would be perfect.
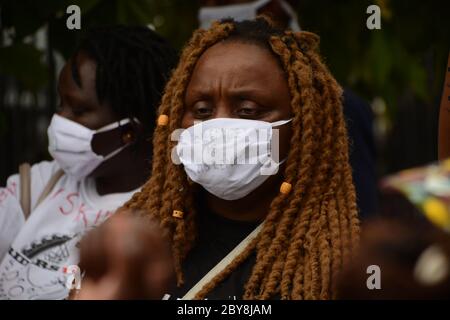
<box><xmin>271</xmin><ymin>118</ymin><xmax>293</xmax><ymax>128</ymax></box>
<box><xmin>96</xmin><ymin>117</ymin><xmax>133</xmax><ymax>133</ymax></box>
<box><xmin>121</xmin><ymin>125</ymin><xmax>136</xmax><ymax>145</ymax></box>
<box><xmin>95</xmin><ymin>117</ymin><xmax>142</xmax><ymax>145</ymax></box>
<box><xmin>121</xmin><ymin>117</ymin><xmax>143</xmax><ymax>145</ymax></box>
<box><xmin>269</xmin><ymin>118</ymin><xmax>292</xmax><ymax>165</ymax></box>
<box><xmin>96</xmin><ymin>118</ymin><xmax>141</xmax><ymax>160</ymax></box>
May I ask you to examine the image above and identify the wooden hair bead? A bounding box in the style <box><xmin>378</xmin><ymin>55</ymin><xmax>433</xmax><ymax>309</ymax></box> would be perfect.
<box><xmin>280</xmin><ymin>182</ymin><xmax>292</xmax><ymax>195</ymax></box>
<box><xmin>172</xmin><ymin>210</ymin><xmax>184</xmax><ymax>219</ymax></box>
<box><xmin>157</xmin><ymin>114</ymin><xmax>169</xmax><ymax>126</ymax></box>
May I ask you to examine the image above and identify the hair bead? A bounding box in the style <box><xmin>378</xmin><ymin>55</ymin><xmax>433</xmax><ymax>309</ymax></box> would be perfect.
<box><xmin>280</xmin><ymin>182</ymin><xmax>292</xmax><ymax>194</ymax></box>
<box><xmin>157</xmin><ymin>114</ymin><xmax>169</xmax><ymax>126</ymax></box>
<box><xmin>172</xmin><ymin>210</ymin><xmax>184</xmax><ymax>219</ymax></box>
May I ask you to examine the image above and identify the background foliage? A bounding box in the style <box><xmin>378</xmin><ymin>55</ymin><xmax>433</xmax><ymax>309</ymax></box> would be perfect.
<box><xmin>0</xmin><ymin>0</ymin><xmax>449</xmax><ymax>181</ymax></box>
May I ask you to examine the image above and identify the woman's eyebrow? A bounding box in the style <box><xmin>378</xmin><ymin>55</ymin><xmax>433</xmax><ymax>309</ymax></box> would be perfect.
<box><xmin>186</xmin><ymin>82</ymin><xmax>274</xmax><ymax>104</ymax></box>
<box><xmin>186</xmin><ymin>88</ymin><xmax>211</xmax><ymax>100</ymax></box>
<box><xmin>227</xmin><ymin>87</ymin><xmax>272</xmax><ymax>98</ymax></box>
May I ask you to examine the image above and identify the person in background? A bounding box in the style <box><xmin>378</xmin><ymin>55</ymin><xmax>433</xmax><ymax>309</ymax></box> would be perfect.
<box><xmin>198</xmin><ymin>0</ymin><xmax>378</xmax><ymax>219</ymax></box>
<box><xmin>199</xmin><ymin>0</ymin><xmax>301</xmax><ymax>31</ymax></box>
<box><xmin>0</xmin><ymin>26</ymin><xmax>177</xmax><ymax>299</ymax></box>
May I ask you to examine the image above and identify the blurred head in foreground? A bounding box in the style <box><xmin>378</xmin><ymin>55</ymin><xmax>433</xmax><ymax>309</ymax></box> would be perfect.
<box><xmin>76</xmin><ymin>210</ymin><xmax>175</xmax><ymax>300</ymax></box>
<box><xmin>336</xmin><ymin>218</ymin><xmax>450</xmax><ymax>299</ymax></box>
<box><xmin>339</xmin><ymin>159</ymin><xmax>450</xmax><ymax>300</ymax></box>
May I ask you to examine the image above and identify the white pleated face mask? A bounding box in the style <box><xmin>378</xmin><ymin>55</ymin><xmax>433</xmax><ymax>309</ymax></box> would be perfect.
<box><xmin>175</xmin><ymin>117</ymin><xmax>292</xmax><ymax>200</ymax></box>
<box><xmin>198</xmin><ymin>0</ymin><xmax>301</xmax><ymax>32</ymax></box>
<box><xmin>47</xmin><ymin>114</ymin><xmax>133</xmax><ymax>180</ymax></box>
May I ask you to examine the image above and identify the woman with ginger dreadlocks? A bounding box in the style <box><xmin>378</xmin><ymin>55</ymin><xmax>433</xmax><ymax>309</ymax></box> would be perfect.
<box><xmin>78</xmin><ymin>17</ymin><xmax>360</xmax><ymax>300</ymax></box>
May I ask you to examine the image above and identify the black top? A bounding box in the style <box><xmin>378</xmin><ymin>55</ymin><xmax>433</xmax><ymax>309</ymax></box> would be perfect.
<box><xmin>168</xmin><ymin>207</ymin><xmax>259</xmax><ymax>300</ymax></box>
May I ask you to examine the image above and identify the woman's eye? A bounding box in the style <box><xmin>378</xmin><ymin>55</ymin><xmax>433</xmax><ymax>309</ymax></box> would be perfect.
<box><xmin>237</xmin><ymin>107</ymin><xmax>259</xmax><ymax>118</ymax></box>
<box><xmin>193</xmin><ymin>104</ymin><xmax>213</xmax><ymax>119</ymax></box>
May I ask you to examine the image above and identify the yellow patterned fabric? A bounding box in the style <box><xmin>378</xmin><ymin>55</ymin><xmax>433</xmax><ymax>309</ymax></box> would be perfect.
<box><xmin>381</xmin><ymin>159</ymin><xmax>450</xmax><ymax>232</ymax></box>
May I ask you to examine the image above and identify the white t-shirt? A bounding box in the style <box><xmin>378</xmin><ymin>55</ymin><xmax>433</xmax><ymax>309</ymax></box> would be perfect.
<box><xmin>0</xmin><ymin>161</ymin><xmax>139</xmax><ymax>300</ymax></box>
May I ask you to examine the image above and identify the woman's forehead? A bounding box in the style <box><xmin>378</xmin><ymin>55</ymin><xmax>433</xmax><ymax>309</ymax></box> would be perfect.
<box><xmin>188</xmin><ymin>41</ymin><xmax>286</xmax><ymax>88</ymax></box>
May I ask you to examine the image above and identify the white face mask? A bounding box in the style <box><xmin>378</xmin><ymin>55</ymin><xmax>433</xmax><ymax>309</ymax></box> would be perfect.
<box><xmin>175</xmin><ymin>117</ymin><xmax>292</xmax><ymax>200</ymax></box>
<box><xmin>198</xmin><ymin>0</ymin><xmax>301</xmax><ymax>32</ymax></box>
<box><xmin>47</xmin><ymin>114</ymin><xmax>132</xmax><ymax>180</ymax></box>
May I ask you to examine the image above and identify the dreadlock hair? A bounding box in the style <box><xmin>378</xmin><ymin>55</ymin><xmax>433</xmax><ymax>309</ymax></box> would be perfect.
<box><xmin>72</xmin><ymin>25</ymin><xmax>178</xmax><ymax>142</ymax></box>
<box><xmin>124</xmin><ymin>17</ymin><xmax>360</xmax><ymax>300</ymax></box>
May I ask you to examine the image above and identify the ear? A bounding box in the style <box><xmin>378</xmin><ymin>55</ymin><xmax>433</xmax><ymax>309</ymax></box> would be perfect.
<box><xmin>121</xmin><ymin>129</ymin><xmax>135</xmax><ymax>145</ymax></box>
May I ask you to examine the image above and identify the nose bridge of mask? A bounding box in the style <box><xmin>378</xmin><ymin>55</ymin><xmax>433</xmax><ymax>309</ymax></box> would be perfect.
<box><xmin>185</xmin><ymin>117</ymin><xmax>291</xmax><ymax>138</ymax></box>
<box><xmin>49</xmin><ymin>114</ymin><xmax>95</xmax><ymax>151</ymax></box>
<box><xmin>178</xmin><ymin>117</ymin><xmax>291</xmax><ymax>166</ymax></box>
<box><xmin>188</xmin><ymin>118</ymin><xmax>273</xmax><ymax>143</ymax></box>
<box><xmin>51</xmin><ymin>114</ymin><xmax>92</xmax><ymax>137</ymax></box>
<box><xmin>51</xmin><ymin>114</ymin><xmax>134</xmax><ymax>136</ymax></box>
<box><xmin>49</xmin><ymin>115</ymin><xmax>135</xmax><ymax>154</ymax></box>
